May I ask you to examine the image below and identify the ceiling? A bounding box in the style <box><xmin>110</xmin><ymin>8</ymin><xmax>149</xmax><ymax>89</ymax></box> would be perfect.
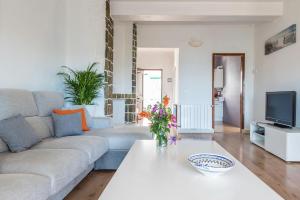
<box><xmin>112</xmin><ymin>0</ymin><xmax>281</xmax><ymax>1</ymax></box>
<box><xmin>111</xmin><ymin>0</ymin><xmax>284</xmax><ymax>23</ymax></box>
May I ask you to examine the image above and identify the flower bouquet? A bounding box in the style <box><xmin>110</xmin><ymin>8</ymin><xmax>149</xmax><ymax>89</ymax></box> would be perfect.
<box><xmin>139</xmin><ymin>96</ymin><xmax>177</xmax><ymax>147</ymax></box>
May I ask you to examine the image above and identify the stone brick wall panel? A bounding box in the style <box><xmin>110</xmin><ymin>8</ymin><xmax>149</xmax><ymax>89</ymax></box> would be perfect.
<box><xmin>104</xmin><ymin>0</ymin><xmax>137</xmax><ymax>123</ymax></box>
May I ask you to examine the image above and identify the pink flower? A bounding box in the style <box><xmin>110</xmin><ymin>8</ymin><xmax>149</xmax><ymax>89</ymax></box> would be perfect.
<box><xmin>171</xmin><ymin>123</ymin><xmax>177</xmax><ymax>128</ymax></box>
<box><xmin>171</xmin><ymin>115</ymin><xmax>177</xmax><ymax>123</ymax></box>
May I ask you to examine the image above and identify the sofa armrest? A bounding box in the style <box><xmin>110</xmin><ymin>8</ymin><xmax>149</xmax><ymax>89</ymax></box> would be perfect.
<box><xmin>91</xmin><ymin>117</ymin><xmax>113</xmax><ymax>129</ymax></box>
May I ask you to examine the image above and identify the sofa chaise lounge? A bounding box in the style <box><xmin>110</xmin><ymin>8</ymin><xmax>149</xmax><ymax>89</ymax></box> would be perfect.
<box><xmin>0</xmin><ymin>89</ymin><xmax>151</xmax><ymax>200</ymax></box>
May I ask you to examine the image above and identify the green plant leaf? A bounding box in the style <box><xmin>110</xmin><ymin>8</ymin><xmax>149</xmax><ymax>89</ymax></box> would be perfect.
<box><xmin>57</xmin><ymin>62</ymin><xmax>105</xmax><ymax>105</ymax></box>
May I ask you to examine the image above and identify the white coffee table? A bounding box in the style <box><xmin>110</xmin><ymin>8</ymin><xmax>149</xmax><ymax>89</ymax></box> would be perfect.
<box><xmin>99</xmin><ymin>140</ymin><xmax>283</xmax><ymax>200</ymax></box>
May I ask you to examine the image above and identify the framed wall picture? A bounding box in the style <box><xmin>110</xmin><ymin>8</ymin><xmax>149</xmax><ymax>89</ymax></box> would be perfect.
<box><xmin>265</xmin><ymin>24</ymin><xmax>296</xmax><ymax>55</ymax></box>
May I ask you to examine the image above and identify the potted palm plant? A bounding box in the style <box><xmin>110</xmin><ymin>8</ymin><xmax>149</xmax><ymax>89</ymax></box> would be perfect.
<box><xmin>57</xmin><ymin>62</ymin><xmax>105</xmax><ymax>116</ymax></box>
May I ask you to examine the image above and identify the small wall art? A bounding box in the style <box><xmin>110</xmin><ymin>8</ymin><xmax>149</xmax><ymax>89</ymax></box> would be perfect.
<box><xmin>265</xmin><ymin>24</ymin><xmax>296</xmax><ymax>55</ymax></box>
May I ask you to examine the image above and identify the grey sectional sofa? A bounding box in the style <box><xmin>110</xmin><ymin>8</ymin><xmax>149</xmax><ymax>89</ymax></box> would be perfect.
<box><xmin>0</xmin><ymin>89</ymin><xmax>151</xmax><ymax>200</ymax></box>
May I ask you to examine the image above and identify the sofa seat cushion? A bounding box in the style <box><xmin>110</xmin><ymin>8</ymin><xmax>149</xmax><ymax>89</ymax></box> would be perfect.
<box><xmin>0</xmin><ymin>174</ymin><xmax>51</xmax><ymax>200</ymax></box>
<box><xmin>33</xmin><ymin>136</ymin><xmax>109</xmax><ymax>163</ymax></box>
<box><xmin>0</xmin><ymin>149</ymin><xmax>89</xmax><ymax>194</ymax></box>
<box><xmin>87</xmin><ymin>126</ymin><xmax>152</xmax><ymax>150</ymax></box>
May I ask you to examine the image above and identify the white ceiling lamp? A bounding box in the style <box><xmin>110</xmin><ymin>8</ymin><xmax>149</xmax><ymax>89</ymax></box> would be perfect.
<box><xmin>188</xmin><ymin>38</ymin><xmax>203</xmax><ymax>48</ymax></box>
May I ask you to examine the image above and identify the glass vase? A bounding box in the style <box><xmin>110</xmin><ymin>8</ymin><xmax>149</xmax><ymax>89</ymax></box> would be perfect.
<box><xmin>155</xmin><ymin>133</ymin><xmax>168</xmax><ymax>148</ymax></box>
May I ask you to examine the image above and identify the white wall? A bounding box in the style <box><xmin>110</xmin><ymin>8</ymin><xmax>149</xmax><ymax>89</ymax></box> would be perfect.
<box><xmin>254</xmin><ymin>0</ymin><xmax>300</xmax><ymax>127</ymax></box>
<box><xmin>0</xmin><ymin>0</ymin><xmax>106</xmax><ymax>116</ymax></box>
<box><xmin>113</xmin><ymin>99</ymin><xmax>125</xmax><ymax>125</ymax></box>
<box><xmin>65</xmin><ymin>0</ymin><xmax>106</xmax><ymax>116</ymax></box>
<box><xmin>0</xmin><ymin>0</ymin><xmax>66</xmax><ymax>91</ymax></box>
<box><xmin>111</xmin><ymin>21</ymin><xmax>133</xmax><ymax>123</ymax></box>
<box><xmin>138</xmin><ymin>24</ymin><xmax>255</xmax><ymax>128</ymax></box>
<box><xmin>65</xmin><ymin>0</ymin><xmax>106</xmax><ymax>68</ymax></box>
<box><xmin>137</xmin><ymin>48</ymin><xmax>177</xmax><ymax>104</ymax></box>
<box><xmin>113</xmin><ymin>21</ymin><xmax>133</xmax><ymax>94</ymax></box>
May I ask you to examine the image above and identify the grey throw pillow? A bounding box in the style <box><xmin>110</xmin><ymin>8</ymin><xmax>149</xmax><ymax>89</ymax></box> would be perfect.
<box><xmin>52</xmin><ymin>113</ymin><xmax>83</xmax><ymax>137</ymax></box>
<box><xmin>0</xmin><ymin>115</ymin><xmax>41</xmax><ymax>152</ymax></box>
<box><xmin>62</xmin><ymin>106</ymin><xmax>93</xmax><ymax>128</ymax></box>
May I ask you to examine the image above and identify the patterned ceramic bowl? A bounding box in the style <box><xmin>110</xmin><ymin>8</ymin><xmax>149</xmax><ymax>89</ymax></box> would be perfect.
<box><xmin>188</xmin><ymin>153</ymin><xmax>235</xmax><ymax>176</ymax></box>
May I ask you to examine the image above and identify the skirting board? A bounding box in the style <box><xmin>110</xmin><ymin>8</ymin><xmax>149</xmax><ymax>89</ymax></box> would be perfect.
<box><xmin>178</xmin><ymin>128</ymin><xmax>249</xmax><ymax>134</ymax></box>
<box><xmin>178</xmin><ymin>128</ymin><xmax>214</xmax><ymax>134</ymax></box>
<box><xmin>242</xmin><ymin>129</ymin><xmax>250</xmax><ymax>134</ymax></box>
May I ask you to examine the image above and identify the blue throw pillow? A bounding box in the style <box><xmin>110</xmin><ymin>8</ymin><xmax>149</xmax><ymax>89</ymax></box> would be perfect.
<box><xmin>62</xmin><ymin>106</ymin><xmax>93</xmax><ymax>128</ymax></box>
<box><xmin>52</xmin><ymin>112</ymin><xmax>83</xmax><ymax>137</ymax></box>
<box><xmin>0</xmin><ymin>115</ymin><xmax>41</xmax><ymax>152</ymax></box>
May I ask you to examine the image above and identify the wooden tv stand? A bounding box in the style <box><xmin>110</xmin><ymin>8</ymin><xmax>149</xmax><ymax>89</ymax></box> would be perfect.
<box><xmin>250</xmin><ymin>122</ymin><xmax>300</xmax><ymax>162</ymax></box>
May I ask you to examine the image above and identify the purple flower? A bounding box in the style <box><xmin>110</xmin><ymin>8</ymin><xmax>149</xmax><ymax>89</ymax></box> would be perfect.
<box><xmin>159</xmin><ymin>109</ymin><xmax>163</xmax><ymax>116</ymax></box>
<box><xmin>152</xmin><ymin>104</ymin><xmax>158</xmax><ymax>113</ymax></box>
<box><xmin>168</xmin><ymin>124</ymin><xmax>172</xmax><ymax>128</ymax></box>
<box><xmin>169</xmin><ymin>136</ymin><xmax>177</xmax><ymax>145</ymax></box>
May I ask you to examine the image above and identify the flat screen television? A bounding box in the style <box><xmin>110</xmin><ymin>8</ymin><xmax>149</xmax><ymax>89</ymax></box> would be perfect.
<box><xmin>266</xmin><ymin>91</ymin><xmax>296</xmax><ymax>128</ymax></box>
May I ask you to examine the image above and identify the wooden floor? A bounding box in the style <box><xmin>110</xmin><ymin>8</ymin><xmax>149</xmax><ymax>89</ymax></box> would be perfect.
<box><xmin>66</xmin><ymin>130</ymin><xmax>300</xmax><ymax>200</ymax></box>
<box><xmin>214</xmin><ymin>122</ymin><xmax>241</xmax><ymax>133</ymax></box>
<box><xmin>65</xmin><ymin>171</ymin><xmax>114</xmax><ymax>200</ymax></box>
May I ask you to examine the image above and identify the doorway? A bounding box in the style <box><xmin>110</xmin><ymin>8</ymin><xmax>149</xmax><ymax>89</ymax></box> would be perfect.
<box><xmin>137</xmin><ymin>69</ymin><xmax>162</xmax><ymax>113</ymax></box>
<box><xmin>212</xmin><ymin>53</ymin><xmax>245</xmax><ymax>133</ymax></box>
<box><xmin>136</xmin><ymin>48</ymin><xmax>179</xmax><ymax>125</ymax></box>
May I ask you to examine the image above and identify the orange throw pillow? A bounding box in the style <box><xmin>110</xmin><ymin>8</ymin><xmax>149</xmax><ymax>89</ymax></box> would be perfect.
<box><xmin>53</xmin><ymin>108</ymin><xmax>90</xmax><ymax>131</ymax></box>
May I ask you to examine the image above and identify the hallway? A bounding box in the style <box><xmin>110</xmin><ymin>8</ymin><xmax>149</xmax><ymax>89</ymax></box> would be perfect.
<box><xmin>214</xmin><ymin>122</ymin><xmax>241</xmax><ymax>133</ymax></box>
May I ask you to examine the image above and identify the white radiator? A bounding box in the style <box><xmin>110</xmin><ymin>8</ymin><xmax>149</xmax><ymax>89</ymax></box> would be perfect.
<box><xmin>177</xmin><ymin>104</ymin><xmax>213</xmax><ymax>133</ymax></box>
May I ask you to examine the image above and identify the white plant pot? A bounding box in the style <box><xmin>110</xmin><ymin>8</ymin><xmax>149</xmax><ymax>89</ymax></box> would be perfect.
<box><xmin>84</xmin><ymin>105</ymin><xmax>98</xmax><ymax>117</ymax></box>
<box><xmin>66</xmin><ymin>104</ymin><xmax>98</xmax><ymax>117</ymax></box>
